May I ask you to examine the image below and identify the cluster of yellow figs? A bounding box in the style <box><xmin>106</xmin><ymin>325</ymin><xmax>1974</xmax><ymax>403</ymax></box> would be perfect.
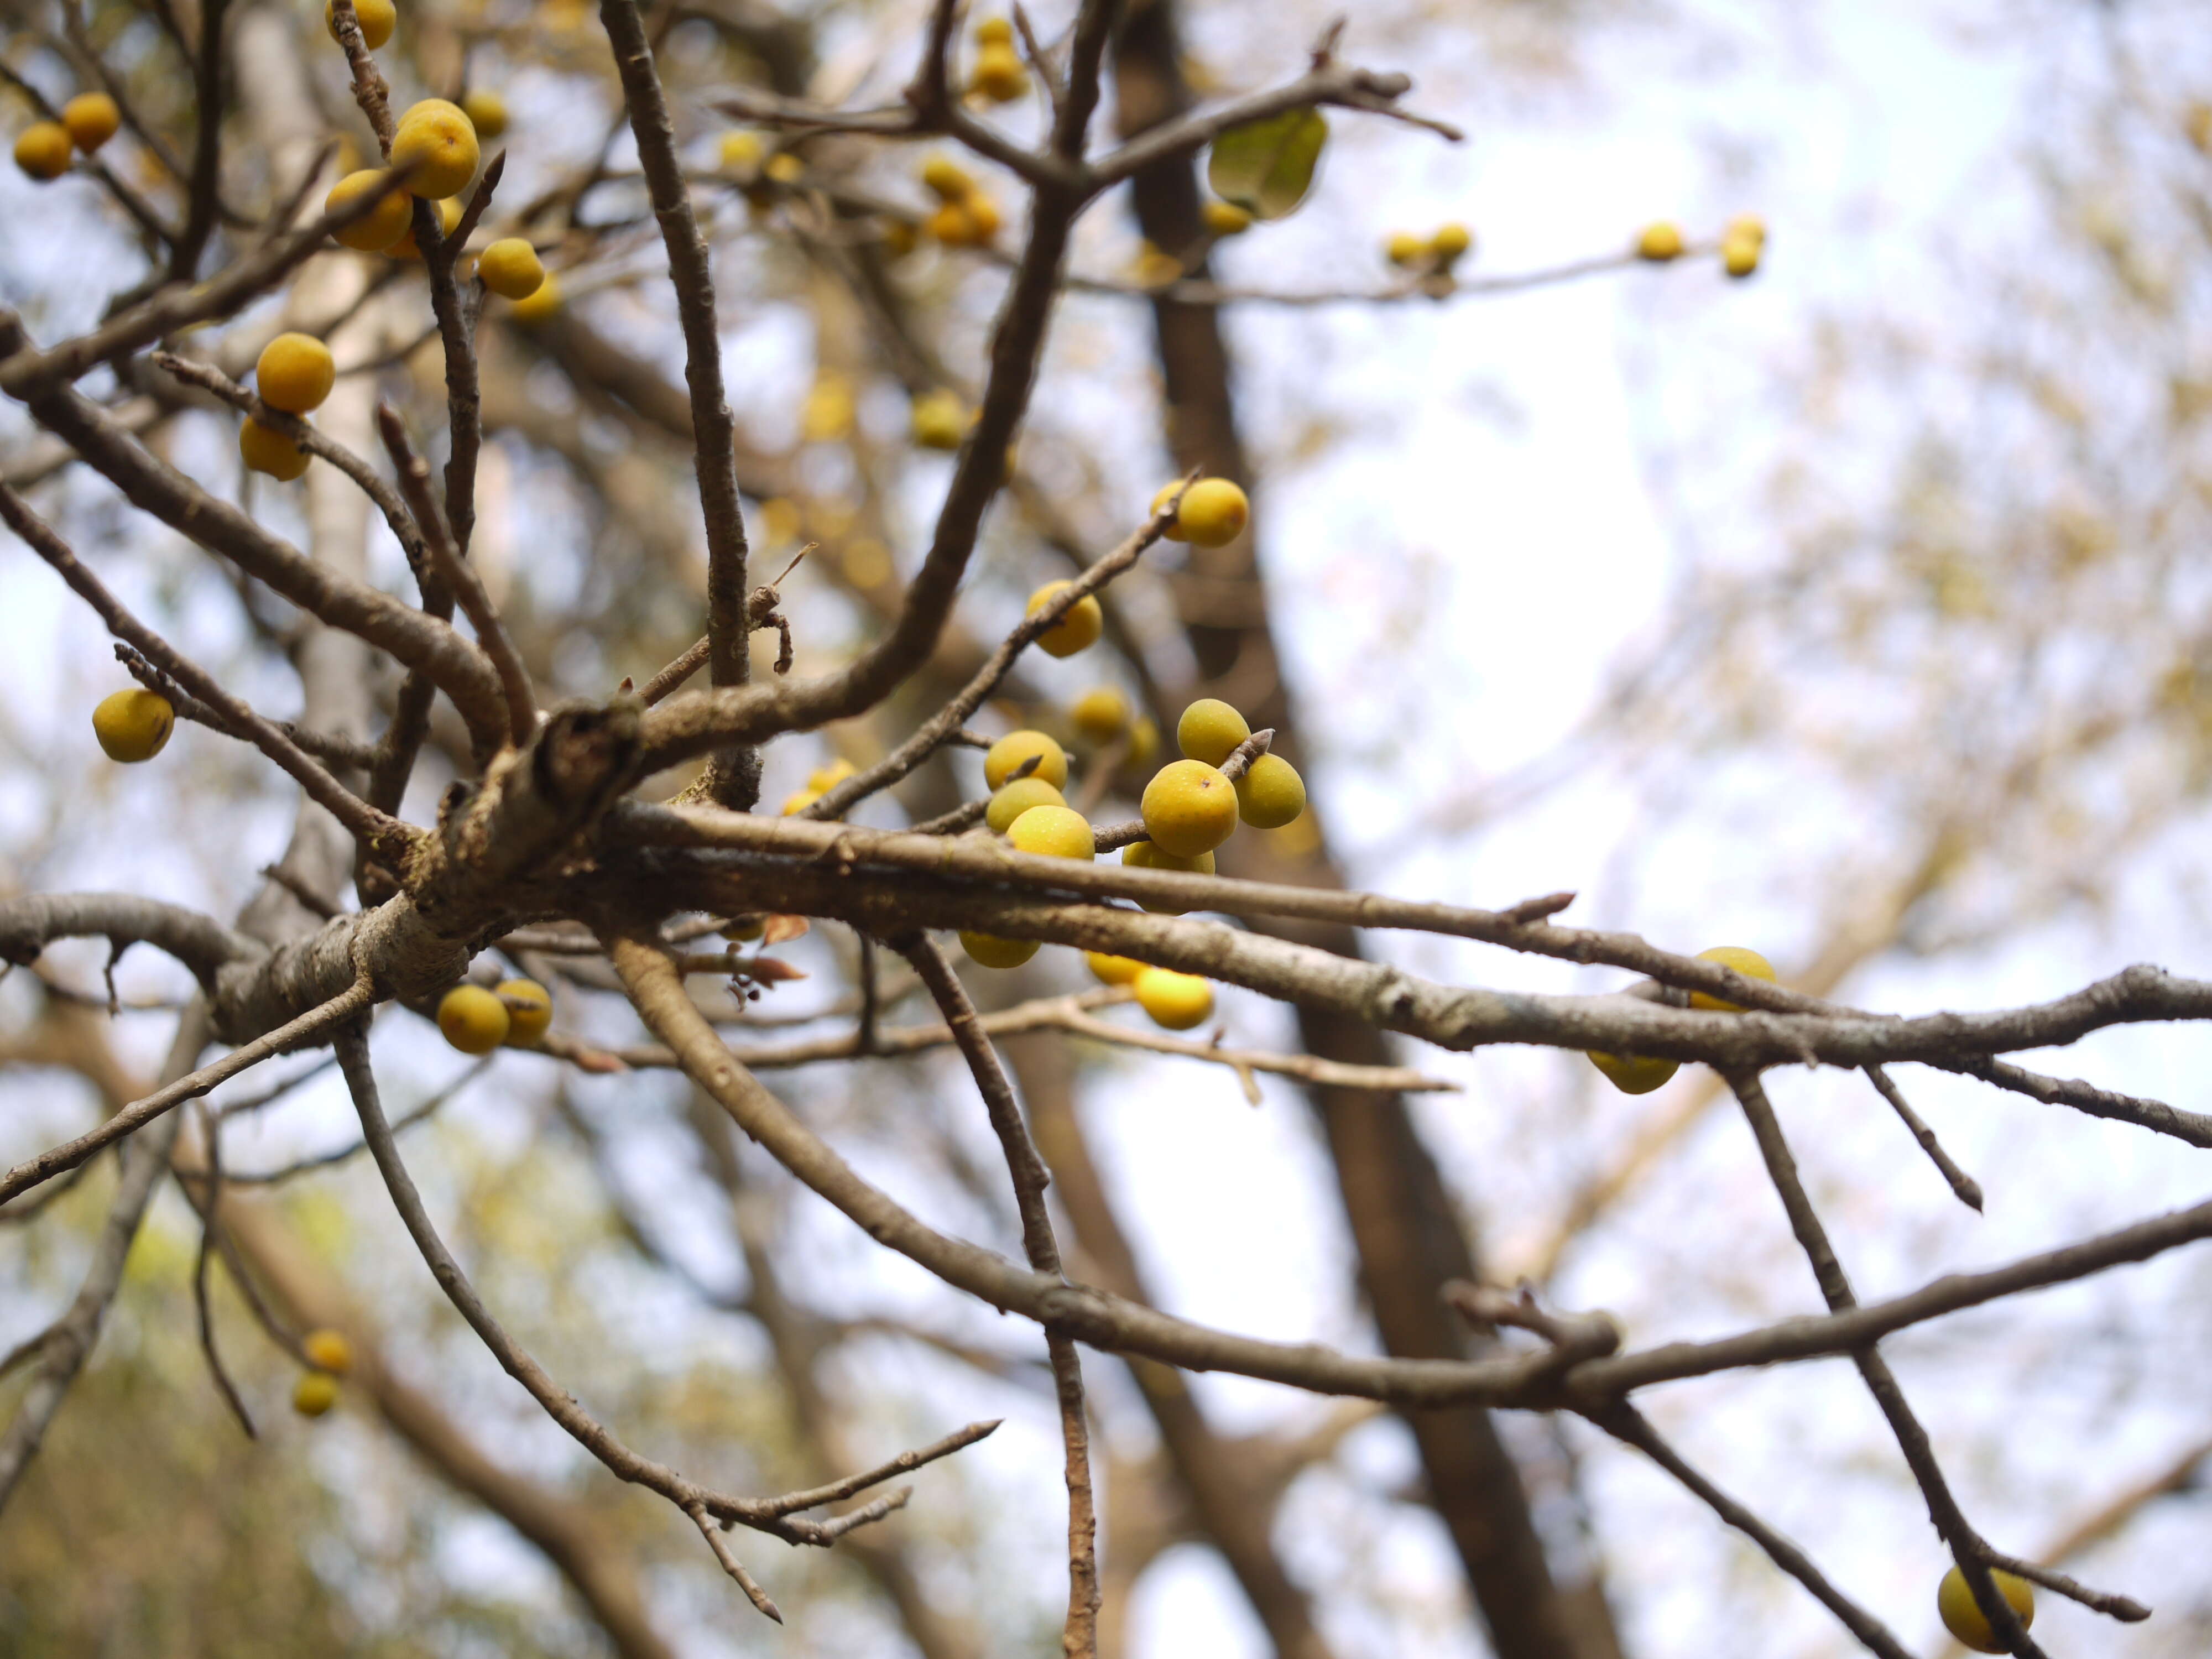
<box><xmin>918</xmin><ymin>153</ymin><xmax>1002</xmax><ymax>248</ymax></box>
<box><xmin>779</xmin><ymin>755</ymin><xmax>855</xmax><ymax>817</ymax></box>
<box><xmin>322</xmin><ymin>98</ymin><xmax>549</xmax><ymax>302</ymax></box>
<box><xmin>435</xmin><ymin>977</ymin><xmax>554</xmax><ymax>1053</ymax></box>
<box><xmin>12</xmin><ymin>91</ymin><xmax>119</xmax><ymax>181</ymax></box>
<box><xmin>1634</xmin><ymin>213</ymin><xmax>1766</xmax><ymax>279</ymax></box>
<box><xmin>968</xmin><ymin>15</ymin><xmax>1028</xmax><ymax>104</ymax></box>
<box><xmin>1384</xmin><ymin>222</ymin><xmax>1474</xmax><ymax>272</ymax></box>
<box><xmin>291</xmin><ymin>1327</ymin><xmax>355</xmax><ymax>1418</ymax></box>
<box><xmin>302</xmin><ymin>6</ymin><xmax>557</xmax><ymax>317</ymax></box>
<box><xmin>960</xmin><ymin>685</ymin><xmax>1305</xmax><ymax>1037</ymax></box>
<box><xmin>236</xmin><ymin>331</ymin><xmax>336</xmax><ymax>479</ymax></box>
<box><xmin>1585</xmin><ymin>945</ymin><xmax>1776</xmax><ymax>1094</ymax></box>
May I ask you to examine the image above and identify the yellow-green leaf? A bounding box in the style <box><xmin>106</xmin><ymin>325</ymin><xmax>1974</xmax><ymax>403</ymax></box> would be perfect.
<box><xmin>1206</xmin><ymin>107</ymin><xmax>1328</xmax><ymax>221</ymax></box>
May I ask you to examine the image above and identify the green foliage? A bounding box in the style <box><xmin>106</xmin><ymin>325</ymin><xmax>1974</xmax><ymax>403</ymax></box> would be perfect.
<box><xmin>1206</xmin><ymin>107</ymin><xmax>1328</xmax><ymax>221</ymax></box>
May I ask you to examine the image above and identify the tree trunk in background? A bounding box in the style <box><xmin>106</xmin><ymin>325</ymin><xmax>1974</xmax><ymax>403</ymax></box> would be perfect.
<box><xmin>1110</xmin><ymin>7</ymin><xmax>1625</xmax><ymax>1655</ymax></box>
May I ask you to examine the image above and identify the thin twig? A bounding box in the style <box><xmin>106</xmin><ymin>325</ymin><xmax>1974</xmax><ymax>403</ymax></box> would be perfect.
<box><xmin>1863</xmin><ymin>1064</ymin><xmax>1983</xmax><ymax>1211</ymax></box>
<box><xmin>150</xmin><ymin>352</ymin><xmax>440</xmax><ymax>604</ymax></box>
<box><xmin>806</xmin><ymin>506</ymin><xmax>1172</xmax><ymax>820</ymax></box>
<box><xmin>899</xmin><ymin>937</ymin><xmax>1099</xmax><ymax>1655</ymax></box>
<box><xmin>1</xmin><ymin>483</ymin><xmax>414</xmax><ymax>864</ymax></box>
<box><xmin>333</xmin><ymin>1019</ymin><xmax>993</xmax><ymax>1562</ymax></box>
<box><xmin>0</xmin><ymin>978</ymin><xmax>373</xmax><ymax>1208</ymax></box>
<box><xmin>601</xmin><ymin>0</ymin><xmax>755</xmax><ymax>807</ymax></box>
<box><xmin>684</xmin><ymin>1501</ymin><xmax>784</xmax><ymax>1622</ymax></box>
<box><xmin>639</xmin><ymin>637</ymin><xmax>713</xmax><ymax>705</ymax></box>
<box><xmin>189</xmin><ymin>1102</ymin><xmax>256</xmax><ymax>1437</ymax></box>
<box><xmin>1594</xmin><ymin>1403</ymin><xmax>1916</xmax><ymax>1659</ymax></box>
<box><xmin>1726</xmin><ymin>1070</ymin><xmax>2048</xmax><ymax>1658</ymax></box>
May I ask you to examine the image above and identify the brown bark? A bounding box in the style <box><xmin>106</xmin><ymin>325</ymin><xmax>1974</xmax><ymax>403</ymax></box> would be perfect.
<box><xmin>1110</xmin><ymin>7</ymin><xmax>1623</xmax><ymax>1655</ymax></box>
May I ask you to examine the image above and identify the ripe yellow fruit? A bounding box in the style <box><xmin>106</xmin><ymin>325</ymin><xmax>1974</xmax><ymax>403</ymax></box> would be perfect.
<box><xmin>497</xmin><ymin>978</ymin><xmax>552</xmax><ymax>1045</ymax></box>
<box><xmin>507</xmin><ymin>269</ymin><xmax>563</xmax><ymax>323</ymax></box>
<box><xmin>1142</xmin><ymin>759</ymin><xmax>1238</xmax><ymax>858</ymax></box>
<box><xmin>807</xmin><ymin>758</ymin><xmax>856</xmax><ymax>792</ymax></box>
<box><xmin>460</xmin><ymin>88</ymin><xmax>508</xmax><ymax>138</ymax></box>
<box><xmin>325</xmin><ymin>168</ymin><xmax>413</xmax><ymax>251</ymax></box>
<box><xmin>921</xmin><ymin>154</ymin><xmax>975</xmax><ymax>201</ymax></box>
<box><xmin>1384</xmin><ymin>230</ymin><xmax>1427</xmax><ymax>267</ymax></box>
<box><xmin>1725</xmin><ymin>212</ymin><xmax>1767</xmax><ymax>247</ymax></box>
<box><xmin>1588</xmin><ymin>1052</ymin><xmax>1679</xmax><ymax>1095</ymax></box>
<box><xmin>92</xmin><ymin>688</ymin><xmax>174</xmax><ymax>762</ymax></box>
<box><xmin>1721</xmin><ymin>230</ymin><xmax>1761</xmax><ymax>279</ymax></box>
<box><xmin>1026</xmin><ymin>581</ymin><xmax>1104</xmax><ymax>657</ymax></box>
<box><xmin>302</xmin><ymin>1328</ymin><xmax>354</xmax><ymax>1375</ymax></box>
<box><xmin>1154</xmin><ymin>477</ymin><xmax>1248</xmax><ymax>548</ymax></box>
<box><xmin>1202</xmin><ymin>199</ymin><xmax>1253</xmax><ymax>236</ymax></box>
<box><xmin>1937</xmin><ymin>1566</ymin><xmax>2035</xmax><ymax>1653</ymax></box>
<box><xmin>925</xmin><ymin>195</ymin><xmax>1000</xmax><ymax>246</ymax></box>
<box><xmin>911</xmin><ymin>388</ymin><xmax>967</xmax><ymax>450</ymax></box>
<box><xmin>970</xmin><ymin>43</ymin><xmax>1028</xmax><ymax>102</ymax></box>
<box><xmin>60</xmin><ymin>93</ymin><xmax>119</xmax><ymax>153</ymax></box>
<box><xmin>1087</xmin><ymin>952</ymin><xmax>1145</xmax><ymax>985</ymax></box>
<box><xmin>478</xmin><ymin>237</ymin><xmax>545</xmax><ymax>299</ymax></box>
<box><xmin>781</xmin><ymin>787</ymin><xmax>821</xmax><ymax>815</ymax></box>
<box><xmin>1689</xmin><ymin>946</ymin><xmax>1777</xmax><ymax>1012</ymax></box>
<box><xmin>961</xmin><ymin>930</ymin><xmax>1039</xmax><ymax>969</ymax></box>
<box><xmin>1008</xmin><ymin>804</ymin><xmax>1095</xmax><ymax>860</ymax></box>
<box><xmin>1234</xmin><ymin>753</ymin><xmax>1305</xmax><ymax>828</ymax></box>
<box><xmin>325</xmin><ymin>0</ymin><xmax>395</xmax><ymax>48</ymax></box>
<box><xmin>1122</xmin><ymin>838</ymin><xmax>1216</xmax><ymax>914</ymax></box>
<box><xmin>983</xmin><ymin>729</ymin><xmax>1068</xmax><ymax>790</ymax></box>
<box><xmin>1431</xmin><ymin>222</ymin><xmax>1473</xmax><ymax>263</ymax></box>
<box><xmin>1636</xmin><ymin>220</ymin><xmax>1685</xmax><ymax>262</ymax></box>
<box><xmin>1134</xmin><ymin>967</ymin><xmax>1213</xmax><ymax>1031</ymax></box>
<box><xmin>255</xmin><ymin>333</ymin><xmax>336</xmax><ymax>414</ymax></box>
<box><xmin>1176</xmin><ymin>697</ymin><xmax>1251</xmax><ymax>766</ymax></box>
<box><xmin>387</xmin><ymin>194</ymin><xmax>461</xmax><ymax>259</ymax></box>
<box><xmin>764</xmin><ymin>152</ymin><xmax>804</xmax><ymax>184</ymax></box>
<box><xmin>14</xmin><ymin>122</ymin><xmax>72</xmax><ymax>181</ymax></box>
<box><xmin>985</xmin><ymin>775</ymin><xmax>1066</xmax><ymax>833</ymax></box>
<box><xmin>240</xmin><ymin>418</ymin><xmax>311</xmax><ymax>481</ymax></box>
<box><xmin>961</xmin><ymin>194</ymin><xmax>1002</xmax><ymax>242</ymax></box>
<box><xmin>437</xmin><ymin>984</ymin><xmax>510</xmax><ymax>1054</ymax></box>
<box><xmin>719</xmin><ymin>131</ymin><xmax>763</xmax><ymax>173</ymax></box>
<box><xmin>1071</xmin><ymin>686</ymin><xmax>1130</xmax><ymax>744</ymax></box>
<box><xmin>390</xmin><ymin>99</ymin><xmax>479</xmax><ymax>200</ymax></box>
<box><xmin>293</xmin><ymin>1372</ymin><xmax>341</xmax><ymax>1417</ymax></box>
<box><xmin>975</xmin><ymin>16</ymin><xmax>1015</xmax><ymax>45</ymax></box>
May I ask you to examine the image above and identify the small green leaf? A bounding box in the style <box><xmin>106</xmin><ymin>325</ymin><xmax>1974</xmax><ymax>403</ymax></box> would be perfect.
<box><xmin>1206</xmin><ymin>107</ymin><xmax>1328</xmax><ymax>222</ymax></box>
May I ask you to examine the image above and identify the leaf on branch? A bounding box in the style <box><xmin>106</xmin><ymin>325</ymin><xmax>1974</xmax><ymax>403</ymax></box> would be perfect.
<box><xmin>1207</xmin><ymin>107</ymin><xmax>1329</xmax><ymax>221</ymax></box>
<box><xmin>744</xmin><ymin>957</ymin><xmax>808</xmax><ymax>984</ymax></box>
<box><xmin>760</xmin><ymin>914</ymin><xmax>811</xmax><ymax>946</ymax></box>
